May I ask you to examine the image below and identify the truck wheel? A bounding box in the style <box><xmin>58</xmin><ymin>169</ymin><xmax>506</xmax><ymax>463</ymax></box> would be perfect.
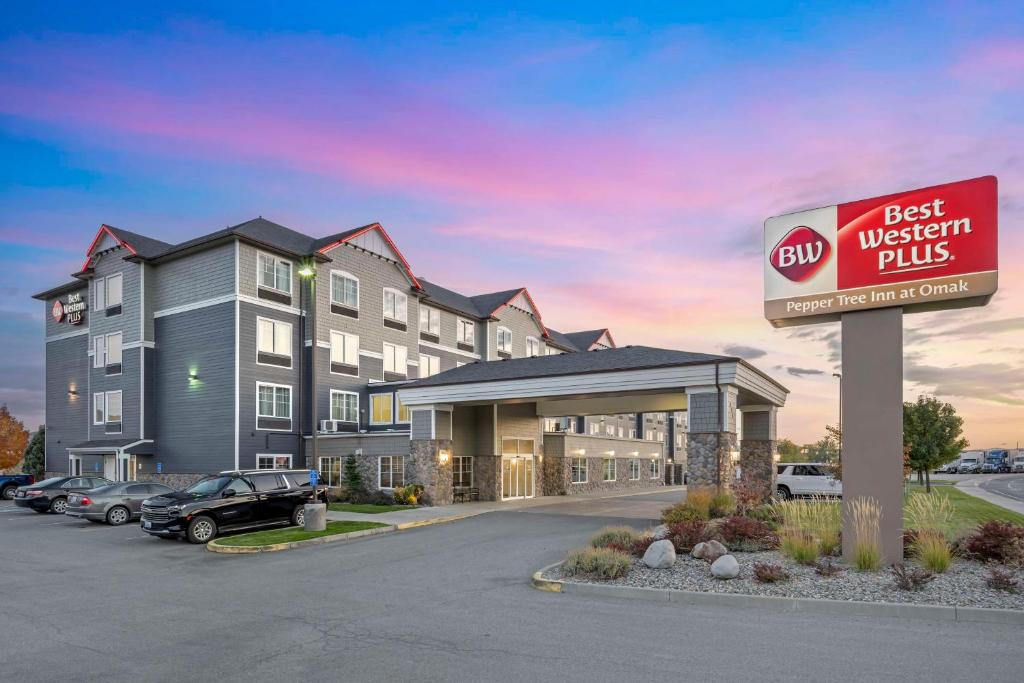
<box><xmin>187</xmin><ymin>515</ymin><xmax>217</xmax><ymax>544</ymax></box>
<box><xmin>106</xmin><ymin>506</ymin><xmax>130</xmax><ymax>526</ymax></box>
<box><xmin>291</xmin><ymin>505</ymin><xmax>305</xmax><ymax>527</ymax></box>
<box><xmin>50</xmin><ymin>497</ymin><xmax>68</xmax><ymax>514</ymax></box>
<box><xmin>776</xmin><ymin>485</ymin><xmax>792</xmax><ymax>500</ymax></box>
<box><xmin>1</xmin><ymin>486</ymin><xmax>16</xmax><ymax>500</ymax></box>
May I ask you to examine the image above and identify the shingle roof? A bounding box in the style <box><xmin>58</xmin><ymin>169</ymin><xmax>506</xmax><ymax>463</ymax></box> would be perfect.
<box><xmin>544</xmin><ymin>328</ymin><xmax>580</xmax><ymax>352</ymax></box>
<box><xmin>419</xmin><ymin>279</ymin><xmax>487</xmax><ymax>318</ymax></box>
<box><xmin>469</xmin><ymin>288</ymin><xmax>527</xmax><ymax>317</ymax></box>
<box><xmin>564</xmin><ymin>329</ymin><xmax>612</xmax><ymax>350</ymax></box>
<box><xmin>406</xmin><ymin>345</ymin><xmax>737</xmax><ymax>388</ymax></box>
<box><xmin>104</xmin><ymin>225</ymin><xmax>174</xmax><ymax>259</ymax></box>
<box><xmin>32</xmin><ymin>279</ymin><xmax>88</xmax><ymax>300</ymax></box>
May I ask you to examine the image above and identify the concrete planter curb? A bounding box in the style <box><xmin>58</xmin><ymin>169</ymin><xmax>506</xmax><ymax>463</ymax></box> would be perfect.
<box><xmin>532</xmin><ymin>562</ymin><xmax>1024</xmax><ymax>625</ymax></box>
<box><xmin>207</xmin><ymin>525</ymin><xmax>395</xmax><ymax>554</ymax></box>
<box><xmin>394</xmin><ymin>513</ymin><xmax>477</xmax><ymax>530</ymax></box>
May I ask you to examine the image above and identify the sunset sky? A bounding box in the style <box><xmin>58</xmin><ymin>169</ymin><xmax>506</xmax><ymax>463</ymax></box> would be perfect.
<box><xmin>1</xmin><ymin>2</ymin><xmax>1021</xmax><ymax>447</ymax></box>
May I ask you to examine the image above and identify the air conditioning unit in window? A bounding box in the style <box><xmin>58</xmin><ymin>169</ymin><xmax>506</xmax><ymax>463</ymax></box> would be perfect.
<box><xmin>320</xmin><ymin>420</ymin><xmax>339</xmax><ymax>433</ymax></box>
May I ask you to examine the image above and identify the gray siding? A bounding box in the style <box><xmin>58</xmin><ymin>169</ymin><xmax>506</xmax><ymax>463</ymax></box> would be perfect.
<box><xmin>45</xmin><ymin>335</ymin><xmax>90</xmax><ymax>473</ymax></box>
<box><xmin>154</xmin><ymin>302</ymin><xmax>236</xmax><ymax>474</ymax></box>
<box><xmin>237</xmin><ymin>242</ymin><xmax>300</xmax><ymax>304</ymax></box>
<box><xmin>89</xmin><ymin>248</ymin><xmax>141</xmax><ymax>343</ymax></box>
<box><xmin>490</xmin><ymin>304</ymin><xmax>546</xmax><ymax>359</ymax></box>
<box><xmin>411</xmin><ymin>410</ymin><xmax>432</xmax><ymax>440</ymax></box>
<box><xmin>151</xmin><ymin>241</ymin><xmax>236</xmax><ymax>312</ymax></box>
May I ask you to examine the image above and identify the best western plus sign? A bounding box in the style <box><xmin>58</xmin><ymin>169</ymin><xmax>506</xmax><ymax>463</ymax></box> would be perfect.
<box><xmin>764</xmin><ymin>176</ymin><xmax>998</xmax><ymax>326</ymax></box>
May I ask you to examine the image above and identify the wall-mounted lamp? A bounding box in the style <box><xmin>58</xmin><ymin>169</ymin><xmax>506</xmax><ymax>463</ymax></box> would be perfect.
<box><xmin>773</xmin><ymin>452</ymin><xmax>781</xmax><ymax>462</ymax></box>
<box><xmin>438</xmin><ymin>449</ymin><xmax>451</xmax><ymax>465</ymax></box>
<box><xmin>604</xmin><ymin>450</ymin><xmax>615</xmax><ymax>457</ymax></box>
<box><xmin>298</xmin><ymin>264</ymin><xmax>316</xmax><ymax>278</ymax></box>
<box><xmin>573</xmin><ymin>448</ymin><xmax>586</xmax><ymax>456</ymax></box>
<box><xmin>730</xmin><ymin>450</ymin><xmax>741</xmax><ymax>462</ymax></box>
<box><xmin>68</xmin><ymin>386</ymin><xmax>78</xmax><ymax>397</ymax></box>
<box><xmin>188</xmin><ymin>370</ymin><xmax>200</xmax><ymax>382</ymax></box>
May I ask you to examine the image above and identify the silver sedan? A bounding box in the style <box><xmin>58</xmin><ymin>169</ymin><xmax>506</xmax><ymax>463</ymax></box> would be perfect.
<box><xmin>65</xmin><ymin>481</ymin><xmax>175</xmax><ymax>525</ymax></box>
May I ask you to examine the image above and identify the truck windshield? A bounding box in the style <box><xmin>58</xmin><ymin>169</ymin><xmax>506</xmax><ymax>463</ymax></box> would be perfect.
<box><xmin>184</xmin><ymin>476</ymin><xmax>231</xmax><ymax>496</ymax></box>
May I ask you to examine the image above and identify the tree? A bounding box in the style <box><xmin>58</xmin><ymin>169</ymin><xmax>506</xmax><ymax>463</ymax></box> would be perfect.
<box><xmin>777</xmin><ymin>438</ymin><xmax>800</xmax><ymax>462</ymax></box>
<box><xmin>22</xmin><ymin>426</ymin><xmax>45</xmax><ymax>480</ymax></box>
<box><xmin>903</xmin><ymin>395</ymin><xmax>968</xmax><ymax>493</ymax></box>
<box><xmin>343</xmin><ymin>453</ymin><xmax>365</xmax><ymax>500</ymax></box>
<box><xmin>0</xmin><ymin>405</ymin><xmax>29</xmax><ymax>471</ymax></box>
<box><xmin>826</xmin><ymin>424</ymin><xmax>843</xmax><ymax>481</ymax></box>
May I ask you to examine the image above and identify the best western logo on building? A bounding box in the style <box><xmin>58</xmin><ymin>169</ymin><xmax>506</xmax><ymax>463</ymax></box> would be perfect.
<box><xmin>764</xmin><ymin>176</ymin><xmax>998</xmax><ymax>327</ymax></box>
<box><xmin>52</xmin><ymin>292</ymin><xmax>87</xmax><ymax>325</ymax></box>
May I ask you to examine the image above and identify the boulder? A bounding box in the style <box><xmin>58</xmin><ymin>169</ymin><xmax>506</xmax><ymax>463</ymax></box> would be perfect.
<box><xmin>710</xmin><ymin>554</ymin><xmax>740</xmax><ymax>580</ymax></box>
<box><xmin>642</xmin><ymin>539</ymin><xmax>677</xmax><ymax>569</ymax></box>
<box><xmin>650</xmin><ymin>524</ymin><xmax>669</xmax><ymax>540</ymax></box>
<box><xmin>691</xmin><ymin>540</ymin><xmax>728</xmax><ymax>562</ymax></box>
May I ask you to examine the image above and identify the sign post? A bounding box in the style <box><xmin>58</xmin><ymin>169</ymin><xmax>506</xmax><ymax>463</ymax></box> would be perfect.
<box><xmin>764</xmin><ymin>176</ymin><xmax>998</xmax><ymax>564</ymax></box>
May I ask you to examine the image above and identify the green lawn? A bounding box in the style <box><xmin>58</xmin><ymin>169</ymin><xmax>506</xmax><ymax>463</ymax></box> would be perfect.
<box><xmin>216</xmin><ymin>520</ymin><xmax>389</xmax><ymax>547</ymax></box>
<box><xmin>327</xmin><ymin>503</ymin><xmax>415</xmax><ymax>514</ymax></box>
<box><xmin>904</xmin><ymin>483</ymin><xmax>1024</xmax><ymax>536</ymax></box>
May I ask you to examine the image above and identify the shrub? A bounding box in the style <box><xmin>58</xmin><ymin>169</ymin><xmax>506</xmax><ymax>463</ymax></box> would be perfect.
<box><xmin>731</xmin><ymin>479</ymin><xmax>768</xmax><ymax>516</ymax></box>
<box><xmin>685</xmin><ymin>488</ymin><xmax>715</xmax><ymax>519</ymax></box>
<box><xmin>746</xmin><ymin>504</ymin><xmax>780</xmax><ymax>529</ymax></box>
<box><xmin>665</xmin><ymin>521</ymin><xmax>709</xmax><ymax>553</ymax></box>
<box><xmin>392</xmin><ymin>483</ymin><xmax>424</xmax><ymax>505</ymax></box>
<box><xmin>985</xmin><ymin>566</ymin><xmax>1019</xmax><ymax>593</ymax></box>
<box><xmin>709</xmin><ymin>491</ymin><xmax>736</xmax><ymax>518</ymax></box>
<box><xmin>905</xmin><ymin>492</ymin><xmax>955</xmax><ymax>537</ymax></box>
<box><xmin>562</xmin><ymin>547</ymin><xmax>632</xmax><ymax>580</ymax></box>
<box><xmin>902</xmin><ymin>529</ymin><xmax>920</xmax><ymax>557</ymax></box>
<box><xmin>891</xmin><ymin>563</ymin><xmax>935</xmax><ymax>591</ymax></box>
<box><xmin>662</xmin><ymin>503</ymin><xmax>707</xmax><ymax>525</ymax></box>
<box><xmin>342</xmin><ymin>454</ymin><xmax>365</xmax><ymax>498</ymax></box>
<box><xmin>780</xmin><ymin>532</ymin><xmax>819</xmax><ymax>565</ymax></box>
<box><xmin>912</xmin><ymin>531</ymin><xmax>953</xmax><ymax>573</ymax></box>
<box><xmin>590</xmin><ymin>526</ymin><xmax>643</xmax><ymax>550</ymax></box>
<box><xmin>848</xmin><ymin>497</ymin><xmax>882</xmax><ymax>571</ymax></box>
<box><xmin>964</xmin><ymin>521</ymin><xmax>1024</xmax><ymax>565</ymax></box>
<box><xmin>351</xmin><ymin>489</ymin><xmax>395</xmax><ymax>505</ymax></box>
<box><xmin>814</xmin><ymin>558</ymin><xmax>844</xmax><ymax>577</ymax></box>
<box><xmin>715</xmin><ymin>516</ymin><xmax>778</xmax><ymax>551</ymax></box>
<box><xmin>753</xmin><ymin>562</ymin><xmax>790</xmax><ymax>583</ymax></box>
<box><xmin>621</xmin><ymin>534</ymin><xmax>658</xmax><ymax>558</ymax></box>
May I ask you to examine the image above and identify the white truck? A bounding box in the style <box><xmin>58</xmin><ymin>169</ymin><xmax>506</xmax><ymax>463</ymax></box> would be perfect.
<box><xmin>957</xmin><ymin>451</ymin><xmax>984</xmax><ymax>474</ymax></box>
<box><xmin>776</xmin><ymin>463</ymin><xmax>842</xmax><ymax>499</ymax></box>
<box><xmin>1012</xmin><ymin>449</ymin><xmax>1024</xmax><ymax>474</ymax></box>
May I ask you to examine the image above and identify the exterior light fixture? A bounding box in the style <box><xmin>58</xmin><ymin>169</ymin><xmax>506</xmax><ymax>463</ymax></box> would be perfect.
<box><xmin>438</xmin><ymin>449</ymin><xmax>451</xmax><ymax>464</ymax></box>
<box><xmin>730</xmin><ymin>450</ymin><xmax>741</xmax><ymax>462</ymax></box>
<box><xmin>298</xmin><ymin>264</ymin><xmax>316</xmax><ymax>278</ymax></box>
<box><xmin>573</xmin><ymin>448</ymin><xmax>586</xmax><ymax>456</ymax></box>
<box><xmin>68</xmin><ymin>386</ymin><xmax>78</xmax><ymax>397</ymax></box>
<box><xmin>188</xmin><ymin>369</ymin><xmax>200</xmax><ymax>382</ymax></box>
<box><xmin>773</xmin><ymin>452</ymin><xmax>781</xmax><ymax>462</ymax></box>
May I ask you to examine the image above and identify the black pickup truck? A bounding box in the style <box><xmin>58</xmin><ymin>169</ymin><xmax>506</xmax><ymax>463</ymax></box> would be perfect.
<box><xmin>1</xmin><ymin>474</ymin><xmax>35</xmax><ymax>500</ymax></box>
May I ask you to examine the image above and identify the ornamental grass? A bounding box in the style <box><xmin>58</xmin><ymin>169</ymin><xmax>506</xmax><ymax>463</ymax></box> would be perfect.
<box><xmin>847</xmin><ymin>496</ymin><xmax>882</xmax><ymax>571</ymax></box>
<box><xmin>562</xmin><ymin>547</ymin><xmax>632</xmax><ymax>580</ymax></box>
<box><xmin>772</xmin><ymin>496</ymin><xmax>841</xmax><ymax>563</ymax></box>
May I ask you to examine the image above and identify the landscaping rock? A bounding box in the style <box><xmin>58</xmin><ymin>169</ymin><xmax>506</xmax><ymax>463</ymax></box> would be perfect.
<box><xmin>711</xmin><ymin>554</ymin><xmax>740</xmax><ymax>580</ymax></box>
<box><xmin>692</xmin><ymin>540</ymin><xmax>728</xmax><ymax>562</ymax></box>
<box><xmin>642</xmin><ymin>539</ymin><xmax>677</xmax><ymax>569</ymax></box>
<box><xmin>651</xmin><ymin>524</ymin><xmax>669</xmax><ymax>540</ymax></box>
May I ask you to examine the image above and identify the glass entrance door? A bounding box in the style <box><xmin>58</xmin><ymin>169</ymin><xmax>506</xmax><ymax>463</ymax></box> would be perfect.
<box><xmin>501</xmin><ymin>438</ymin><xmax>535</xmax><ymax>500</ymax></box>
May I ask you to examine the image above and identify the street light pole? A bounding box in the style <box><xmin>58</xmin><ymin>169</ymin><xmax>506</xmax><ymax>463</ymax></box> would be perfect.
<box><xmin>298</xmin><ymin>263</ymin><xmax>325</xmax><ymax>531</ymax></box>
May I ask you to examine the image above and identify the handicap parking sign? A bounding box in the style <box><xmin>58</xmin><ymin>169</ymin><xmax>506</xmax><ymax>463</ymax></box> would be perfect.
<box><xmin>310</xmin><ymin>469</ymin><xmax>318</xmax><ymax>487</ymax></box>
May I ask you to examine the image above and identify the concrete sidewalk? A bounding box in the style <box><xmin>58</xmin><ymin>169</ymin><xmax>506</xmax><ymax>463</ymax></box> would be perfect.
<box><xmin>955</xmin><ymin>475</ymin><xmax>1024</xmax><ymax>516</ymax></box>
<box><xmin>326</xmin><ymin>485</ymin><xmax>686</xmax><ymax>528</ymax></box>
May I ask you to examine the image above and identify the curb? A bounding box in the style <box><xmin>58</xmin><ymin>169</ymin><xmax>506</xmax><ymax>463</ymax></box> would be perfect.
<box><xmin>207</xmin><ymin>525</ymin><xmax>395</xmax><ymax>554</ymax></box>
<box><xmin>395</xmin><ymin>513</ymin><xmax>477</xmax><ymax>530</ymax></box>
<box><xmin>531</xmin><ymin>562</ymin><xmax>1024</xmax><ymax>625</ymax></box>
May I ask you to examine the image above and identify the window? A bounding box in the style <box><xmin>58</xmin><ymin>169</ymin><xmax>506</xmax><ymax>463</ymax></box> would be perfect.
<box><xmin>645</xmin><ymin>430</ymin><xmax>654</xmax><ymax>441</ymax></box>
<box><xmin>105</xmin><ymin>273</ymin><xmax>122</xmax><ymax>313</ymax></box>
<box><xmin>93</xmin><ymin>392</ymin><xmax>105</xmax><ymax>425</ymax></box>
<box><xmin>650</xmin><ymin>458</ymin><xmax>661</xmax><ymax>479</ymax></box>
<box><xmin>330</xmin><ymin>331</ymin><xmax>359</xmax><ymax>374</ymax></box>
<box><xmin>257</xmin><ymin>383</ymin><xmax>291</xmax><ymax>427</ymax></box>
<box><xmin>105</xmin><ymin>390</ymin><xmax>122</xmax><ymax>433</ymax></box>
<box><xmin>383</xmin><ymin>288</ymin><xmax>407</xmax><ymax>322</ymax></box>
<box><xmin>370</xmin><ymin>393</ymin><xmax>393</xmax><ymax>424</ymax></box>
<box><xmin>378</xmin><ymin>455</ymin><xmax>405</xmax><ymax>489</ymax></box>
<box><xmin>602</xmin><ymin>457</ymin><xmax>616</xmax><ymax>481</ymax></box>
<box><xmin>571</xmin><ymin>457</ymin><xmax>588</xmax><ymax>484</ymax></box>
<box><xmin>251</xmin><ymin>473</ymin><xmax>286</xmax><ymax>491</ymax></box>
<box><xmin>618</xmin><ymin>427</ymin><xmax>624</xmax><ymax>438</ymax></box>
<box><xmin>257</xmin><ymin>318</ymin><xmax>292</xmax><ymax>366</ymax></box>
<box><xmin>93</xmin><ymin>335</ymin><xmax>105</xmax><ymax>368</ymax></box>
<box><xmin>589</xmin><ymin>422</ymin><xmax>599</xmax><ymax>435</ymax></box>
<box><xmin>257</xmin><ymin>455</ymin><xmax>292</xmax><ymax>470</ymax></box>
<box><xmin>226</xmin><ymin>478</ymin><xmax>254</xmax><ymax>494</ymax></box>
<box><xmin>104</xmin><ymin>332</ymin><xmax>122</xmax><ymax>371</ymax></box>
<box><xmin>605</xmin><ymin>424</ymin><xmax>615</xmax><ymax>437</ymax></box>
<box><xmin>319</xmin><ymin>456</ymin><xmax>342</xmax><ymax>487</ymax></box>
<box><xmin>629</xmin><ymin>459</ymin><xmax>640</xmax><ymax>480</ymax></box>
<box><xmin>496</xmin><ymin>327</ymin><xmax>512</xmax><ymax>353</ymax></box>
<box><xmin>383</xmin><ymin>343</ymin><xmax>407</xmax><ymax>376</ymax></box>
<box><xmin>258</xmin><ymin>252</ymin><xmax>292</xmax><ymax>293</ymax></box>
<box><xmin>93</xmin><ymin>278</ymin><xmax>106</xmax><ymax>310</ymax></box>
<box><xmin>457</xmin><ymin>319</ymin><xmax>475</xmax><ymax>347</ymax></box>
<box><xmin>629</xmin><ymin>428</ymin><xmax>637</xmax><ymax>439</ymax></box>
<box><xmin>69</xmin><ymin>456</ymin><xmax>82</xmax><ymax>476</ymax></box>
<box><xmin>330</xmin><ymin>271</ymin><xmax>359</xmax><ymax>309</ymax></box>
<box><xmin>453</xmin><ymin>456</ymin><xmax>473</xmax><ymax>488</ymax></box>
<box><xmin>526</xmin><ymin>336</ymin><xmax>540</xmax><ymax>357</ymax></box>
<box><xmin>419</xmin><ymin>306</ymin><xmax>440</xmax><ymax>336</ymax></box>
<box><xmin>92</xmin><ymin>331</ymin><xmax>122</xmax><ymax>374</ymax></box>
<box><xmin>395</xmin><ymin>394</ymin><xmax>411</xmax><ymax>423</ymax></box>
<box><xmin>331</xmin><ymin>390</ymin><xmax>359</xmax><ymax>423</ymax></box>
<box><xmin>419</xmin><ymin>354</ymin><xmax>440</xmax><ymax>378</ymax></box>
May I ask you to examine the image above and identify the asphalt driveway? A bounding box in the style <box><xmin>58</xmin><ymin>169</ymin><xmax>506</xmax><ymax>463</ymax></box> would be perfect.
<box><xmin>0</xmin><ymin>497</ymin><xmax>1019</xmax><ymax>683</ymax></box>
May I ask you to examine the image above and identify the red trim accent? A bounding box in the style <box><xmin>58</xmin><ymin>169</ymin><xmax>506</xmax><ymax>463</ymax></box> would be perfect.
<box><xmin>317</xmin><ymin>224</ymin><xmax>423</xmax><ymax>291</ymax></box>
<box><xmin>80</xmin><ymin>224</ymin><xmax>138</xmax><ymax>271</ymax></box>
<box><xmin>599</xmin><ymin>328</ymin><xmax>616</xmax><ymax>348</ymax></box>
<box><xmin>488</xmin><ymin>287</ymin><xmax>549</xmax><ymax>337</ymax></box>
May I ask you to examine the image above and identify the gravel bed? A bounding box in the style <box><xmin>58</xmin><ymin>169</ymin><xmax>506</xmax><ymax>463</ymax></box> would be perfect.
<box><xmin>544</xmin><ymin>551</ymin><xmax>1024</xmax><ymax>610</ymax></box>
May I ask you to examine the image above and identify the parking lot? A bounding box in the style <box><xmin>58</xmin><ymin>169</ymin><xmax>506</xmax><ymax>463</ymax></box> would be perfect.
<box><xmin>2</xmin><ymin>493</ymin><xmax>1022</xmax><ymax>683</ymax></box>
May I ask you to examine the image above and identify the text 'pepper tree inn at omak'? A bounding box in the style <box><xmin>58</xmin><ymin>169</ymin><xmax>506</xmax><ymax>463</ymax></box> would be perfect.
<box><xmin>35</xmin><ymin>219</ymin><xmax>789</xmax><ymax>504</ymax></box>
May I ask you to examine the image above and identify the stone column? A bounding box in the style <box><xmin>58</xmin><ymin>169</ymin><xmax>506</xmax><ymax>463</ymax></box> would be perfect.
<box><xmin>685</xmin><ymin>386</ymin><xmax>739</xmax><ymax>493</ymax></box>
<box><xmin>739</xmin><ymin>406</ymin><xmax>778</xmax><ymax>502</ymax></box>
<box><xmin>408</xmin><ymin>439</ymin><xmax>453</xmax><ymax>506</ymax></box>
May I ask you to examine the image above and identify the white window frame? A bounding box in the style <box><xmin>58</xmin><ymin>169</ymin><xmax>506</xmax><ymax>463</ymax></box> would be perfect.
<box><xmin>93</xmin><ymin>335</ymin><xmax>105</xmax><ymax>368</ymax></box>
<box><xmin>589</xmin><ymin>422</ymin><xmax>599</xmax><ymax>435</ymax></box>
<box><xmin>257</xmin><ymin>454</ymin><xmax>292</xmax><ymax>470</ymax></box>
<box><xmin>370</xmin><ymin>393</ymin><xmax>394</xmax><ymax>425</ymax></box>
<box><xmin>330</xmin><ymin>270</ymin><xmax>359</xmax><ymax>310</ymax></box>
<box><xmin>257</xmin><ymin>251</ymin><xmax>292</xmax><ymax>295</ymax></box>
<box><xmin>571</xmin><ymin>457</ymin><xmax>588</xmax><ymax>484</ymax></box>
<box><xmin>105</xmin><ymin>332</ymin><xmax>122</xmax><ymax>370</ymax></box>
<box><xmin>383</xmin><ymin>342</ymin><xmax>407</xmax><ymax>376</ymax></box>
<box><xmin>526</xmin><ymin>336</ymin><xmax>540</xmax><ymax>357</ymax></box>
<box><xmin>330</xmin><ymin>390</ymin><xmax>359</xmax><ymax>423</ymax></box>
<box><xmin>319</xmin><ymin>456</ymin><xmax>343</xmax><ymax>487</ymax></box>
<box><xmin>93</xmin><ymin>392</ymin><xmax>105</xmax><ymax>425</ymax></box>
<box><xmin>651</xmin><ymin>457</ymin><xmax>662</xmax><ymax>479</ymax></box>
<box><xmin>603</xmin><ymin>457</ymin><xmax>616</xmax><ymax>482</ymax></box>
<box><xmin>457</xmin><ymin>318</ymin><xmax>475</xmax><ymax>346</ymax></box>
<box><xmin>329</xmin><ymin>330</ymin><xmax>359</xmax><ymax>373</ymax></box>
<box><xmin>256</xmin><ymin>317</ymin><xmax>293</xmax><ymax>367</ymax></box>
<box><xmin>419</xmin><ymin>306</ymin><xmax>440</xmax><ymax>336</ymax></box>
<box><xmin>395</xmin><ymin>394</ymin><xmax>411</xmax><ymax>424</ymax></box>
<box><xmin>105</xmin><ymin>390</ymin><xmax>123</xmax><ymax>434</ymax></box>
<box><xmin>378</xmin><ymin>455</ymin><xmax>405</xmax><ymax>489</ymax></box>
<box><xmin>605</xmin><ymin>424</ymin><xmax>615</xmax><ymax>437</ymax></box>
<box><xmin>629</xmin><ymin>428</ymin><xmax>637</xmax><ymax>440</ymax></box>
<box><xmin>105</xmin><ymin>272</ymin><xmax>123</xmax><ymax>310</ymax></box>
<box><xmin>382</xmin><ymin>287</ymin><xmax>407</xmax><ymax>323</ymax></box>
<box><xmin>453</xmin><ymin>455</ymin><xmax>474</xmax><ymax>488</ymax></box>
<box><xmin>69</xmin><ymin>454</ymin><xmax>82</xmax><ymax>477</ymax></box>
<box><xmin>419</xmin><ymin>354</ymin><xmax>440</xmax><ymax>378</ymax></box>
<box><xmin>93</xmin><ymin>277</ymin><xmax>106</xmax><ymax>310</ymax></box>
<box><xmin>256</xmin><ymin>382</ymin><xmax>292</xmax><ymax>428</ymax></box>
<box><xmin>629</xmin><ymin>459</ymin><xmax>640</xmax><ymax>480</ymax></box>
<box><xmin>496</xmin><ymin>326</ymin><xmax>512</xmax><ymax>353</ymax></box>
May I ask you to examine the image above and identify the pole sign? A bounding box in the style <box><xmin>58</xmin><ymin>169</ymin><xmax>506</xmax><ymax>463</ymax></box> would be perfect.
<box><xmin>764</xmin><ymin>176</ymin><xmax>997</xmax><ymax>327</ymax></box>
<box><xmin>309</xmin><ymin>469</ymin><xmax>318</xmax><ymax>487</ymax></box>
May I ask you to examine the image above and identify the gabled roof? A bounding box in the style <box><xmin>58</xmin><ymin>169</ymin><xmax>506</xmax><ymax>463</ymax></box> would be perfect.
<box><xmin>544</xmin><ymin>328</ymin><xmax>580</xmax><ymax>352</ymax></box>
<box><xmin>315</xmin><ymin>222</ymin><xmax>422</xmax><ymax>290</ymax></box>
<box><xmin>470</xmin><ymin>287</ymin><xmax>549</xmax><ymax>336</ymax></box>
<box><xmin>32</xmin><ymin>278</ymin><xmax>88</xmax><ymax>300</ymax></box>
<box><xmin>80</xmin><ymin>224</ymin><xmax>173</xmax><ymax>271</ymax></box>
<box><xmin>564</xmin><ymin>328</ymin><xmax>616</xmax><ymax>351</ymax></box>
<box><xmin>419</xmin><ymin>279</ymin><xmax>487</xmax><ymax>318</ymax></box>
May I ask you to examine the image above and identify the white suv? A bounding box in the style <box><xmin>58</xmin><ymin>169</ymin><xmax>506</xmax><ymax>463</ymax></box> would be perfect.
<box><xmin>776</xmin><ymin>463</ymin><xmax>842</xmax><ymax>499</ymax></box>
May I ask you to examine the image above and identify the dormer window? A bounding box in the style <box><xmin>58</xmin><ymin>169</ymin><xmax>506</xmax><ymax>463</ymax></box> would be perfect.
<box><xmin>496</xmin><ymin>326</ymin><xmax>512</xmax><ymax>357</ymax></box>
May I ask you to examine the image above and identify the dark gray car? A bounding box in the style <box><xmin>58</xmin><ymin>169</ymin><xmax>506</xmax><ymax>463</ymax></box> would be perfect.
<box><xmin>65</xmin><ymin>481</ymin><xmax>175</xmax><ymax>525</ymax></box>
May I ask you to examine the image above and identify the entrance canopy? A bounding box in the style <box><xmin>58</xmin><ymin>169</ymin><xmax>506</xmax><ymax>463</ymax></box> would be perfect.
<box><xmin>399</xmin><ymin>346</ymin><xmax>788</xmax><ymax>414</ymax></box>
